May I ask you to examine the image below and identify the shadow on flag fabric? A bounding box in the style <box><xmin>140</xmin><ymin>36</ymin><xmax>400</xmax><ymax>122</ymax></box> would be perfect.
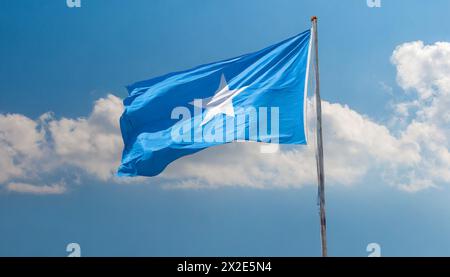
<box><xmin>118</xmin><ymin>29</ymin><xmax>312</xmax><ymax>177</ymax></box>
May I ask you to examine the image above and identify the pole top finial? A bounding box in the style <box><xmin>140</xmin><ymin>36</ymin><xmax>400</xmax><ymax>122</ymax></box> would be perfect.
<box><xmin>311</xmin><ymin>16</ymin><xmax>318</xmax><ymax>22</ymax></box>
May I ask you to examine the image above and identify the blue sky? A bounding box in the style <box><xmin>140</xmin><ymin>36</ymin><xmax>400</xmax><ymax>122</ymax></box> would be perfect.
<box><xmin>1</xmin><ymin>0</ymin><xmax>450</xmax><ymax>256</ymax></box>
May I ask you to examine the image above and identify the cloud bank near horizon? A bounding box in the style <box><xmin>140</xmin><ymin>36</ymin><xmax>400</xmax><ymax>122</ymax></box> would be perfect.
<box><xmin>0</xmin><ymin>40</ymin><xmax>449</xmax><ymax>194</ymax></box>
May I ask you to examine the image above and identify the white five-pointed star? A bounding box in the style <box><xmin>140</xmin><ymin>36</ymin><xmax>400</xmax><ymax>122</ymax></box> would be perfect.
<box><xmin>192</xmin><ymin>74</ymin><xmax>248</xmax><ymax>126</ymax></box>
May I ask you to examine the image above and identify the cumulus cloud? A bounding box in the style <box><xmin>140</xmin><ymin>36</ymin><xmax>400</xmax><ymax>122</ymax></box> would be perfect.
<box><xmin>0</xmin><ymin>113</ymin><xmax>46</xmax><ymax>183</ymax></box>
<box><xmin>48</xmin><ymin>95</ymin><xmax>123</xmax><ymax>180</ymax></box>
<box><xmin>0</xmin><ymin>94</ymin><xmax>124</xmax><ymax>194</ymax></box>
<box><xmin>388</xmin><ymin>41</ymin><xmax>450</xmax><ymax>191</ymax></box>
<box><xmin>0</xmin><ymin>40</ymin><xmax>449</xmax><ymax>193</ymax></box>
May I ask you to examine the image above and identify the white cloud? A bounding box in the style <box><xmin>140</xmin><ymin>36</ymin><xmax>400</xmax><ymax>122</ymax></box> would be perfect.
<box><xmin>48</xmin><ymin>95</ymin><xmax>123</xmax><ymax>180</ymax></box>
<box><xmin>0</xmin><ymin>114</ymin><xmax>45</xmax><ymax>183</ymax></box>
<box><xmin>0</xmin><ymin>94</ymin><xmax>124</xmax><ymax>194</ymax></box>
<box><xmin>0</xmin><ymin>41</ymin><xmax>449</xmax><ymax>194</ymax></box>
<box><xmin>388</xmin><ymin>41</ymin><xmax>450</xmax><ymax>191</ymax></box>
<box><xmin>6</xmin><ymin>182</ymin><xmax>66</xmax><ymax>195</ymax></box>
<box><xmin>391</xmin><ymin>41</ymin><xmax>450</xmax><ymax>100</ymax></box>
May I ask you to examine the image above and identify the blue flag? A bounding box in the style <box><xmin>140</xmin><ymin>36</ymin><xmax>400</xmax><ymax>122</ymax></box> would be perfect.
<box><xmin>118</xmin><ymin>29</ymin><xmax>312</xmax><ymax>177</ymax></box>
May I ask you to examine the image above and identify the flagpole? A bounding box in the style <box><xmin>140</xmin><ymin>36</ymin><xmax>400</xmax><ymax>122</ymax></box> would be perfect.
<box><xmin>311</xmin><ymin>16</ymin><xmax>328</xmax><ymax>257</ymax></box>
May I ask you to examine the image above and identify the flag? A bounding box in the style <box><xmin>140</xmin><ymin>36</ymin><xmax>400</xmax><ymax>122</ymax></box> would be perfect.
<box><xmin>118</xmin><ymin>29</ymin><xmax>312</xmax><ymax>177</ymax></box>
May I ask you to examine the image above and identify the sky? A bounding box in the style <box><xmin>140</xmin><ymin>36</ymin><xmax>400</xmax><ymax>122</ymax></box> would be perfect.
<box><xmin>1</xmin><ymin>0</ymin><xmax>450</xmax><ymax>256</ymax></box>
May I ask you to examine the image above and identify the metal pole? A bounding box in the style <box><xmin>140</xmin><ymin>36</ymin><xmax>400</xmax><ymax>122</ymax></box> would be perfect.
<box><xmin>311</xmin><ymin>16</ymin><xmax>327</xmax><ymax>257</ymax></box>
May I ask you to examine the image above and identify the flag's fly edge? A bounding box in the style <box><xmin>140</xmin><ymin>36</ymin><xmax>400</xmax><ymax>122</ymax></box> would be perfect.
<box><xmin>303</xmin><ymin>28</ymin><xmax>313</xmax><ymax>145</ymax></box>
